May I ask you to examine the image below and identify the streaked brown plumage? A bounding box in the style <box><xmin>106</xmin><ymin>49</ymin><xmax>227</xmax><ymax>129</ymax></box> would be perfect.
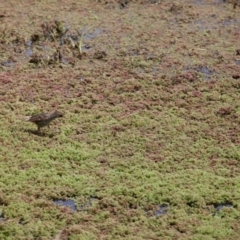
<box><xmin>28</xmin><ymin>110</ymin><xmax>63</xmax><ymax>132</ymax></box>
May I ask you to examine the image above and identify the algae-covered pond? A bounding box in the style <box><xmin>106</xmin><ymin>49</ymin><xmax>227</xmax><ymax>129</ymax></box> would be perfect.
<box><xmin>0</xmin><ymin>0</ymin><xmax>240</xmax><ymax>239</ymax></box>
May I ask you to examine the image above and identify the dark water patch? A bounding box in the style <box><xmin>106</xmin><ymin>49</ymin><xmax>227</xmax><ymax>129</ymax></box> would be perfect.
<box><xmin>193</xmin><ymin>0</ymin><xmax>225</xmax><ymax>4</ymax></box>
<box><xmin>26</xmin><ymin>41</ymin><xmax>33</xmax><ymax>47</ymax></box>
<box><xmin>135</xmin><ymin>67</ymin><xmax>145</xmax><ymax>74</ymax></box>
<box><xmin>191</xmin><ymin>18</ymin><xmax>222</xmax><ymax>31</ymax></box>
<box><xmin>0</xmin><ymin>24</ymin><xmax>105</xmax><ymax>69</ymax></box>
<box><xmin>193</xmin><ymin>20</ymin><xmax>210</xmax><ymax>31</ymax></box>
<box><xmin>219</xmin><ymin>18</ymin><xmax>240</xmax><ymax>27</ymax></box>
<box><xmin>213</xmin><ymin>202</ymin><xmax>233</xmax><ymax>216</ymax></box>
<box><xmin>66</xmin><ymin>28</ymin><xmax>103</xmax><ymax>52</ymax></box>
<box><xmin>154</xmin><ymin>204</ymin><xmax>168</xmax><ymax>216</ymax></box>
<box><xmin>0</xmin><ymin>59</ymin><xmax>15</xmax><ymax>68</ymax></box>
<box><xmin>54</xmin><ymin>199</ymin><xmax>77</xmax><ymax>212</ymax></box>
<box><xmin>185</xmin><ymin>65</ymin><xmax>215</xmax><ymax>80</ymax></box>
<box><xmin>25</xmin><ymin>41</ymin><xmax>34</xmax><ymax>57</ymax></box>
<box><xmin>192</xmin><ymin>0</ymin><xmax>208</xmax><ymax>5</ymax></box>
<box><xmin>144</xmin><ymin>204</ymin><xmax>168</xmax><ymax>217</ymax></box>
<box><xmin>198</xmin><ymin>66</ymin><xmax>212</xmax><ymax>75</ymax></box>
<box><xmin>83</xmin><ymin>28</ymin><xmax>103</xmax><ymax>41</ymax></box>
<box><xmin>235</xmin><ymin>60</ymin><xmax>240</xmax><ymax>65</ymax></box>
<box><xmin>25</xmin><ymin>48</ymin><xmax>33</xmax><ymax>57</ymax></box>
<box><xmin>213</xmin><ymin>0</ymin><xmax>226</xmax><ymax>3</ymax></box>
<box><xmin>61</xmin><ymin>56</ymin><xmax>68</xmax><ymax>65</ymax></box>
<box><xmin>217</xmin><ymin>14</ymin><xmax>240</xmax><ymax>27</ymax></box>
<box><xmin>27</xmin><ymin>45</ymin><xmax>52</xmax><ymax>64</ymax></box>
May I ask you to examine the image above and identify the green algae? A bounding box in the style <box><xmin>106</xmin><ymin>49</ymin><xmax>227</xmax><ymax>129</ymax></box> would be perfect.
<box><xmin>0</xmin><ymin>0</ymin><xmax>240</xmax><ymax>239</ymax></box>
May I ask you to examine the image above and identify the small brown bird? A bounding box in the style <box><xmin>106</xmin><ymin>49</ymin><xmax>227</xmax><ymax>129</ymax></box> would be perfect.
<box><xmin>27</xmin><ymin>110</ymin><xmax>63</xmax><ymax>132</ymax></box>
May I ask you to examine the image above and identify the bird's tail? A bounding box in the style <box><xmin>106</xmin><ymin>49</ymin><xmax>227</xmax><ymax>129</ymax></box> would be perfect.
<box><xmin>18</xmin><ymin>115</ymin><xmax>31</xmax><ymax>121</ymax></box>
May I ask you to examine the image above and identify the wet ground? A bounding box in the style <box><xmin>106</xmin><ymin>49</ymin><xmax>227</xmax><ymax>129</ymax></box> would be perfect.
<box><xmin>0</xmin><ymin>0</ymin><xmax>240</xmax><ymax>239</ymax></box>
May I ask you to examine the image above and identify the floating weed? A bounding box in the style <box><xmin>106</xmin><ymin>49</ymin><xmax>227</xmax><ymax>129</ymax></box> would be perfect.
<box><xmin>1</xmin><ymin>0</ymin><xmax>240</xmax><ymax>239</ymax></box>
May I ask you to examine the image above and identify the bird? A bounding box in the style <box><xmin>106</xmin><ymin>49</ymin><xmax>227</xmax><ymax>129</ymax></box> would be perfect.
<box><xmin>26</xmin><ymin>110</ymin><xmax>63</xmax><ymax>132</ymax></box>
